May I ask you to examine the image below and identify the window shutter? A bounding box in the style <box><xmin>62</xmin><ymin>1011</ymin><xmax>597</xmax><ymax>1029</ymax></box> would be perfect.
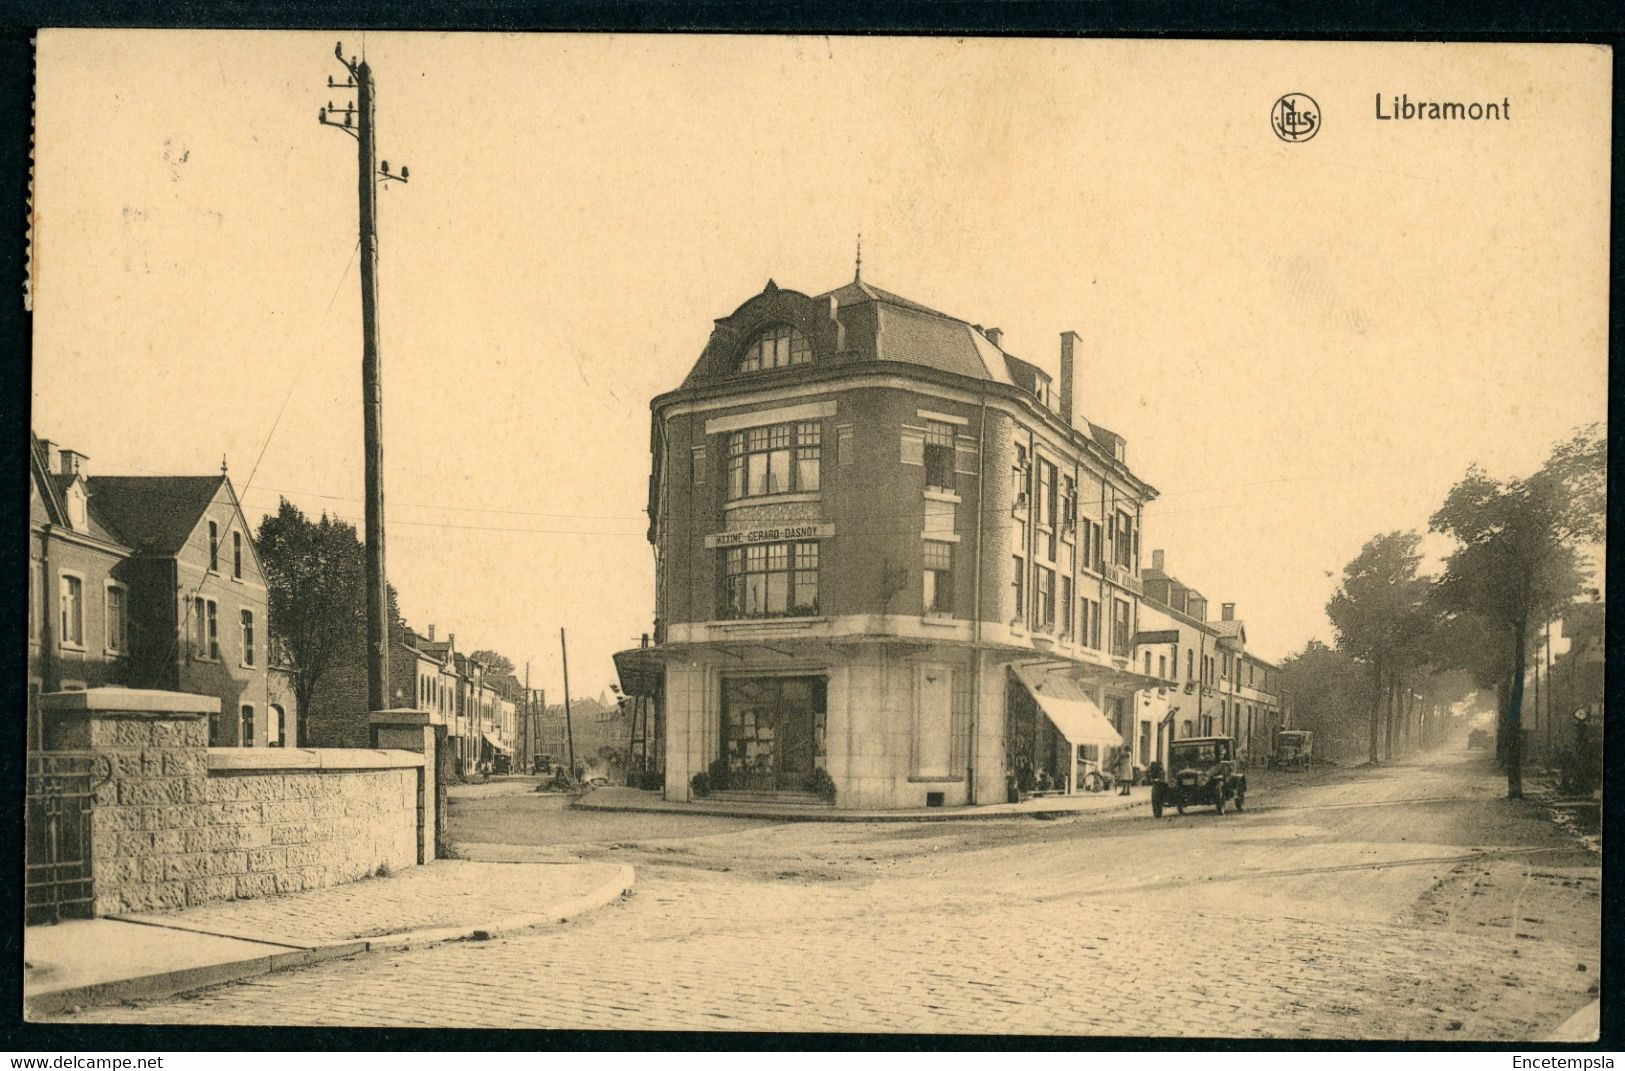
<box><xmin>953</xmin><ymin>438</ymin><xmax>979</xmax><ymax>475</ymax></box>
<box><xmin>690</xmin><ymin>445</ymin><xmax>707</xmax><ymax>486</ymax></box>
<box><xmin>900</xmin><ymin>427</ymin><xmax>925</xmax><ymax>466</ymax></box>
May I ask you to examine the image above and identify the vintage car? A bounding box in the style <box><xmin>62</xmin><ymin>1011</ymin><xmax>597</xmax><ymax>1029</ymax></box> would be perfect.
<box><xmin>1152</xmin><ymin>736</ymin><xmax>1247</xmax><ymax>817</ymax></box>
<box><xmin>1270</xmin><ymin>729</ymin><xmax>1313</xmax><ymax>770</ymax></box>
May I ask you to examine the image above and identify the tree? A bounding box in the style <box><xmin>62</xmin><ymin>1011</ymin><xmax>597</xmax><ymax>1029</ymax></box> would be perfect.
<box><xmin>257</xmin><ymin>499</ymin><xmax>404</xmax><ymax>745</ymax></box>
<box><xmin>469</xmin><ymin>649</ymin><xmax>514</xmax><ymax>677</ymax></box>
<box><xmin>1325</xmin><ymin>531</ymin><xmax>1434</xmax><ymax>765</ymax></box>
<box><xmin>1430</xmin><ymin>425</ymin><xmax>1605</xmax><ymax>798</ymax></box>
<box><xmin>1278</xmin><ymin>640</ymin><xmax>1375</xmax><ymax>763</ymax></box>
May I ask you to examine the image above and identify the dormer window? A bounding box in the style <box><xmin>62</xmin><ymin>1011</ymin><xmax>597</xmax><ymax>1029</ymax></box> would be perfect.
<box><xmin>66</xmin><ymin>484</ymin><xmax>87</xmax><ymax>530</ymax></box>
<box><xmin>739</xmin><ymin>324</ymin><xmax>811</xmax><ymax>372</ymax></box>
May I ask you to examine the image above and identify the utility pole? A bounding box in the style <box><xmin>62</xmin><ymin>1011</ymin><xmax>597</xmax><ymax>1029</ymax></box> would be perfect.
<box><xmin>522</xmin><ymin>661</ymin><xmax>531</xmax><ymax>773</ymax></box>
<box><xmin>560</xmin><ymin>628</ymin><xmax>577</xmax><ymax>780</ymax></box>
<box><xmin>319</xmin><ymin>42</ymin><xmax>408</xmax><ymax>713</ymax></box>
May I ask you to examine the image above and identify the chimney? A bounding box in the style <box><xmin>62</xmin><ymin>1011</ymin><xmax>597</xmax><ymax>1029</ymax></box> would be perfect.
<box><xmin>1222</xmin><ymin>603</ymin><xmax>1236</xmax><ymax>621</ymax></box>
<box><xmin>448</xmin><ymin>632</ymin><xmax>455</xmax><ymax>649</ymax></box>
<box><xmin>985</xmin><ymin>326</ymin><xmax>1003</xmax><ymax>348</ymax></box>
<box><xmin>59</xmin><ymin>449</ymin><xmax>87</xmax><ymax>477</ymax></box>
<box><xmin>37</xmin><ymin>439</ymin><xmax>57</xmax><ymax>473</ymax></box>
<box><xmin>428</xmin><ymin>624</ymin><xmax>436</xmax><ymax>642</ymax></box>
<box><xmin>1151</xmin><ymin>549</ymin><xmax>1165</xmax><ymax>573</ymax></box>
<box><xmin>1059</xmin><ymin>331</ymin><xmax>1079</xmax><ymax>426</ymax></box>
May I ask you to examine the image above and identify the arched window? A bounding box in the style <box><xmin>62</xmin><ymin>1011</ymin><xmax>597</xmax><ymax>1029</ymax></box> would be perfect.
<box><xmin>269</xmin><ymin>704</ymin><xmax>285</xmax><ymax>748</ymax></box>
<box><xmin>739</xmin><ymin>324</ymin><xmax>811</xmax><ymax>372</ymax></box>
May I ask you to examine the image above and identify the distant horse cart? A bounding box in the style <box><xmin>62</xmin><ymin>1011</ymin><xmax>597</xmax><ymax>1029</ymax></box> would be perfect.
<box><xmin>1270</xmin><ymin>730</ymin><xmax>1313</xmax><ymax>770</ymax></box>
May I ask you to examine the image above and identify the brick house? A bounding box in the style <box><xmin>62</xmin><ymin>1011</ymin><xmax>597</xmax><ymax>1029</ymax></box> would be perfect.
<box><xmin>28</xmin><ymin>433</ymin><xmax>294</xmax><ymax>748</ymax></box>
<box><xmin>619</xmin><ymin>275</ymin><xmax>1165</xmax><ymax>808</ymax></box>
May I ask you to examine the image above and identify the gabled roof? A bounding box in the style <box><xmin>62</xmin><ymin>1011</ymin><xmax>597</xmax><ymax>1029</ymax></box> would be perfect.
<box><xmin>85</xmin><ymin>475</ymin><xmax>227</xmax><ymax>554</ymax></box>
<box><xmin>30</xmin><ymin>435</ymin><xmax>67</xmax><ymax>526</ymax></box>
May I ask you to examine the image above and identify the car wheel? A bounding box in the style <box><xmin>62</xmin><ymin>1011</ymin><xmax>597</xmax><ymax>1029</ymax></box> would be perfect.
<box><xmin>1175</xmin><ymin>797</ymin><xmax>1186</xmax><ymax>815</ymax></box>
<box><xmin>1235</xmin><ymin>789</ymin><xmax>1246</xmax><ymax>812</ymax></box>
<box><xmin>1151</xmin><ymin>784</ymin><xmax>1164</xmax><ymax>818</ymax></box>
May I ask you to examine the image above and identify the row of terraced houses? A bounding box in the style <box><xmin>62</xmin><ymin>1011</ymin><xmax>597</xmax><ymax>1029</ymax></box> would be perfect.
<box><xmin>614</xmin><ymin>273</ymin><xmax>1289</xmax><ymax>810</ymax></box>
<box><xmin>29</xmin><ymin>433</ymin><xmax>520</xmax><ymax>770</ymax></box>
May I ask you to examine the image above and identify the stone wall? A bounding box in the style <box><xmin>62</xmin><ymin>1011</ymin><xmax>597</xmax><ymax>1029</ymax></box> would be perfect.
<box><xmin>38</xmin><ymin>688</ymin><xmax>428</xmax><ymax>918</ymax></box>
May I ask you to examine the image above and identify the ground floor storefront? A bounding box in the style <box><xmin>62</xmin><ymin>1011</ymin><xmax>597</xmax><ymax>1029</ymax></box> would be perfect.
<box><xmin>648</xmin><ymin>638</ymin><xmax>1157</xmax><ymax>810</ymax></box>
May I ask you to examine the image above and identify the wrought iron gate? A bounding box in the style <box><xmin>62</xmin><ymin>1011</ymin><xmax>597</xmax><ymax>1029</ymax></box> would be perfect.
<box><xmin>25</xmin><ymin>751</ymin><xmax>106</xmax><ymax>924</ymax></box>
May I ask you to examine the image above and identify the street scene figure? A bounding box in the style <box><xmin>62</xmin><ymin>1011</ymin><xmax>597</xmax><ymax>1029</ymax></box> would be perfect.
<box><xmin>20</xmin><ymin>30</ymin><xmax>1607</xmax><ymax>1047</ymax></box>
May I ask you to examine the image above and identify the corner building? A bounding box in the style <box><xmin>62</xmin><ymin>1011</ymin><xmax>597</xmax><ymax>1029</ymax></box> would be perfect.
<box><xmin>634</xmin><ymin>276</ymin><xmax>1161</xmax><ymax>809</ymax></box>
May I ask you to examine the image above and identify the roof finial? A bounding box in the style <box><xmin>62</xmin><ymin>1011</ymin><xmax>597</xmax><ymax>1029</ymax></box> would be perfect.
<box><xmin>220</xmin><ymin>454</ymin><xmax>228</xmax><ymax>476</ymax></box>
<box><xmin>854</xmin><ymin>231</ymin><xmax>862</xmax><ymax>282</ymax></box>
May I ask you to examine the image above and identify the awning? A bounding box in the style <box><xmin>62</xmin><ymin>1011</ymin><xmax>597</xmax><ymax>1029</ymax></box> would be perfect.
<box><xmin>482</xmin><ymin>731</ymin><xmax>510</xmax><ymax>753</ymax></box>
<box><xmin>1013</xmin><ymin>666</ymin><xmax>1123</xmax><ymax>748</ymax></box>
<box><xmin>613</xmin><ymin>646</ymin><xmax>664</xmax><ymax>698</ymax></box>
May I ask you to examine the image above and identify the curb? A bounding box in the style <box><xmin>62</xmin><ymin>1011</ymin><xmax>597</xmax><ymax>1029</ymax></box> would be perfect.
<box><xmin>24</xmin><ymin>940</ymin><xmax>368</xmax><ymax>1018</ymax></box>
<box><xmin>571</xmin><ymin>794</ymin><xmax>1148</xmax><ymax>823</ymax></box>
<box><xmin>26</xmin><ymin>864</ymin><xmax>636</xmax><ymax>1017</ymax></box>
<box><xmin>364</xmin><ymin>863</ymin><xmax>635</xmax><ymax>948</ymax></box>
<box><xmin>1545</xmin><ymin>1000</ymin><xmax>1600</xmax><ymax>1043</ymax></box>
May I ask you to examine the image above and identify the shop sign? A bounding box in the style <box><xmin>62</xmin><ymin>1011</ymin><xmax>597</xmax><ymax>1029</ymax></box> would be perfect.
<box><xmin>704</xmin><ymin>523</ymin><xmax>835</xmax><ymax>549</ymax></box>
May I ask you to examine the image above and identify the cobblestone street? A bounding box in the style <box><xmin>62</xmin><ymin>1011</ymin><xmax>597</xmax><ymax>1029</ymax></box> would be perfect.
<box><xmin>60</xmin><ymin>749</ymin><xmax>1600</xmax><ymax>1039</ymax></box>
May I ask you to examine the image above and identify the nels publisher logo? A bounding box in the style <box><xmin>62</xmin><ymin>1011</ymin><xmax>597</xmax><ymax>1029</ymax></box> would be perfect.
<box><xmin>1272</xmin><ymin>93</ymin><xmax>1320</xmax><ymax>143</ymax></box>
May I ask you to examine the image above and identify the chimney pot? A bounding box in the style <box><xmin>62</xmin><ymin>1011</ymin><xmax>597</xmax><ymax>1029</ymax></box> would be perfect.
<box><xmin>1151</xmin><ymin>549</ymin><xmax>1165</xmax><ymax>572</ymax></box>
<box><xmin>1222</xmin><ymin>603</ymin><xmax>1236</xmax><ymax>621</ymax></box>
<box><xmin>1059</xmin><ymin>331</ymin><xmax>1079</xmax><ymax>427</ymax></box>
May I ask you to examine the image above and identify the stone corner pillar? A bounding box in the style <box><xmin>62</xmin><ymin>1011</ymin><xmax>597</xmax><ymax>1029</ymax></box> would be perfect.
<box><xmin>368</xmin><ymin>709</ymin><xmax>446</xmax><ymax>862</ymax></box>
<box><xmin>37</xmin><ymin>687</ymin><xmax>218</xmax><ymax>917</ymax></box>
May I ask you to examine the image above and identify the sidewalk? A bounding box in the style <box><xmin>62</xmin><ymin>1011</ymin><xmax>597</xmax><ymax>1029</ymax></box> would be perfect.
<box><xmin>575</xmin><ymin>784</ymin><xmax>1151</xmax><ymax>821</ymax></box>
<box><xmin>25</xmin><ymin>858</ymin><xmax>633</xmax><ymax>1017</ymax></box>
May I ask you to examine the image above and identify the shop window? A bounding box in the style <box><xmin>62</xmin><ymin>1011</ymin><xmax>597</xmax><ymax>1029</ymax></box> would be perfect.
<box><xmin>923</xmin><ymin>541</ymin><xmax>953</xmax><ymax>614</ymax></box>
<box><xmin>726</xmin><ymin>421</ymin><xmax>821</xmax><ymax>500</ymax></box>
<box><xmin>721</xmin><ymin>541</ymin><xmax>820</xmax><ymax>618</ymax></box>
<box><xmin>738</xmin><ymin>324</ymin><xmax>812</xmax><ymax>372</ymax></box>
<box><xmin>720</xmin><ymin>676</ymin><xmax>826</xmax><ymax>792</ymax></box>
<box><xmin>923</xmin><ymin>421</ymin><xmax>956</xmax><ymax>491</ymax></box>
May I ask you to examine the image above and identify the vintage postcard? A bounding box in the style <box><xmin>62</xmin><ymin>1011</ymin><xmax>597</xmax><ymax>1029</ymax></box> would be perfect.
<box><xmin>24</xmin><ymin>30</ymin><xmax>1608</xmax><ymax>1043</ymax></box>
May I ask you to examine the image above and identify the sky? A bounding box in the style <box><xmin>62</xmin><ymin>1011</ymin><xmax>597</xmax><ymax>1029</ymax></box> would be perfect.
<box><xmin>31</xmin><ymin>32</ymin><xmax>1610</xmax><ymax>697</ymax></box>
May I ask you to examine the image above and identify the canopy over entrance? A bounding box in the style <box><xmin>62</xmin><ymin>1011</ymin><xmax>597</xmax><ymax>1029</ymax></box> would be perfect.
<box><xmin>1012</xmin><ymin>666</ymin><xmax>1123</xmax><ymax>748</ymax></box>
<box><xmin>481</xmin><ymin>731</ymin><xmax>510</xmax><ymax>753</ymax></box>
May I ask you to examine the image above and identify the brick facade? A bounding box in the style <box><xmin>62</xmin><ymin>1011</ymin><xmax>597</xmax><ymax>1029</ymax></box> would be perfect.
<box><xmin>624</xmin><ymin>277</ymin><xmax>1162</xmax><ymax>808</ymax></box>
